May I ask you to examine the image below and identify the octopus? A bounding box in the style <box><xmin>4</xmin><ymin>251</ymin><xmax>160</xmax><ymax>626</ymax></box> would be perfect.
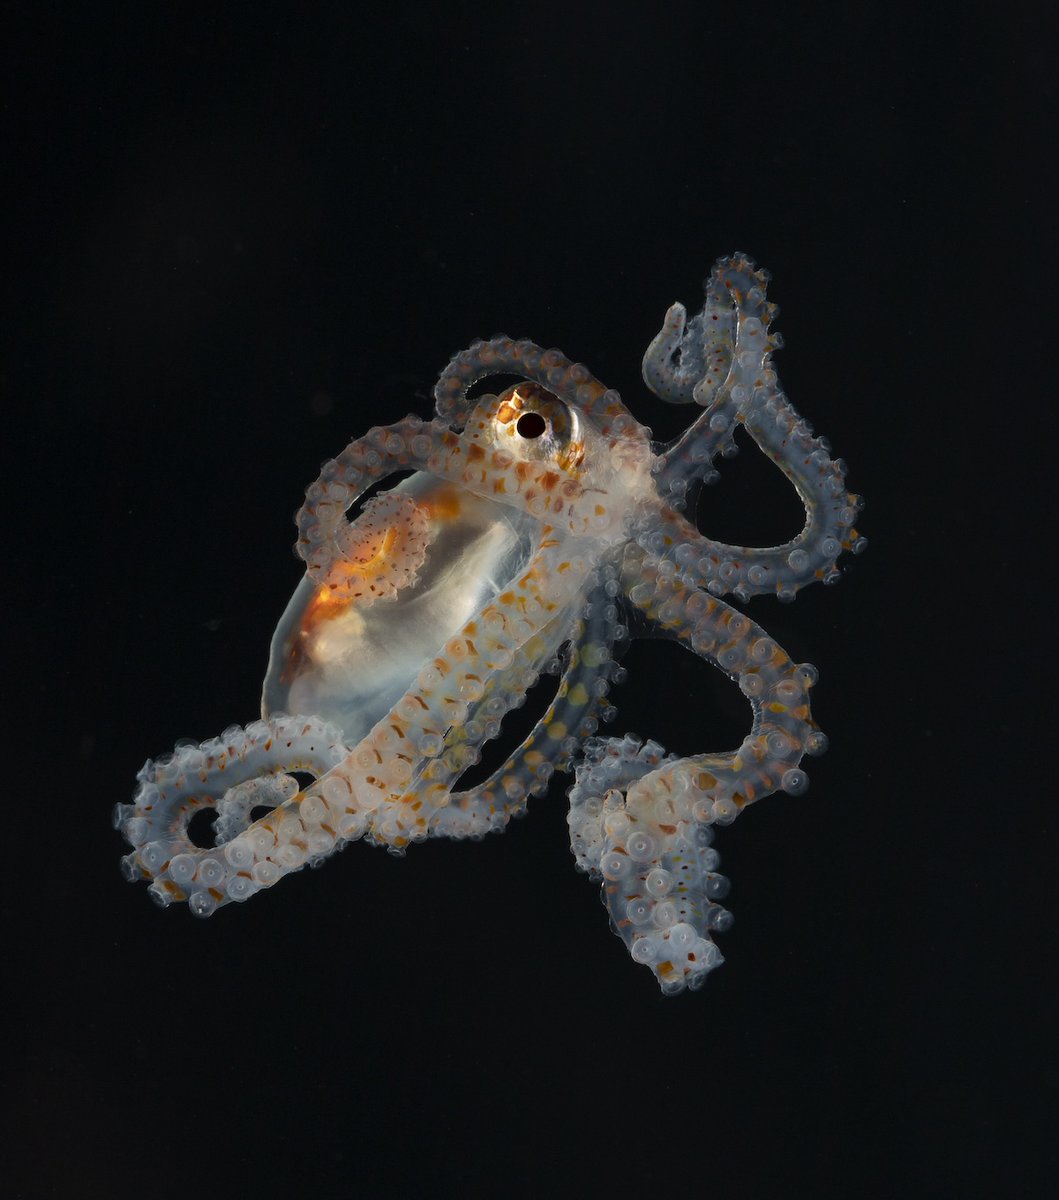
<box><xmin>115</xmin><ymin>254</ymin><xmax>865</xmax><ymax>993</ymax></box>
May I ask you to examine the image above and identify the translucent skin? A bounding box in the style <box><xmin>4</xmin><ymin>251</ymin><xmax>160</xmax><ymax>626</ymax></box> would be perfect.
<box><xmin>115</xmin><ymin>254</ymin><xmax>865</xmax><ymax>993</ymax></box>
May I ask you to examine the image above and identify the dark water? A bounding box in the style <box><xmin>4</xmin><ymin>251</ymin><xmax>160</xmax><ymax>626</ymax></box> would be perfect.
<box><xmin>7</xmin><ymin>6</ymin><xmax>1052</xmax><ymax>1198</ymax></box>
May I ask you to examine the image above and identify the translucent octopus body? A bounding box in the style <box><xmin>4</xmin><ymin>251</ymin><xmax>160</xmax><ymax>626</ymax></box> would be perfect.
<box><xmin>116</xmin><ymin>255</ymin><xmax>865</xmax><ymax>993</ymax></box>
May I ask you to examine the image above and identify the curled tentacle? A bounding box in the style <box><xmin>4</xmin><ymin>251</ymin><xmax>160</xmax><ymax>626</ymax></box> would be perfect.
<box><xmin>641</xmin><ymin>254</ymin><xmax>864</xmax><ymax>598</ymax></box>
<box><xmin>641</xmin><ymin>255</ymin><xmax>758</xmax><ymax>405</ymax></box>
<box><xmin>214</xmin><ymin>773</ymin><xmax>300</xmax><ymax>843</ymax></box>
<box><xmin>114</xmin><ymin>715</ymin><xmax>349</xmax><ymax>915</ymax></box>
<box><xmin>297</xmin><ymin>415</ymin><xmax>440</xmax><ymax>588</ymax></box>
<box><xmin>568</xmin><ymin>735</ymin><xmax>731</xmax><ymax>994</ymax></box>
<box><xmin>567</xmin><ymin>540</ymin><xmax>826</xmax><ymax>993</ymax></box>
<box><xmin>324</xmin><ymin>491</ymin><xmax>433</xmax><ymax>604</ymax></box>
<box><xmin>433</xmin><ymin>334</ymin><xmax>644</xmax><ymax>439</ymax></box>
<box><xmin>647</xmin><ymin>465</ymin><xmax>865</xmax><ymax>604</ymax></box>
<box><xmin>650</xmin><ymin>254</ymin><xmax>777</xmax><ymax>498</ymax></box>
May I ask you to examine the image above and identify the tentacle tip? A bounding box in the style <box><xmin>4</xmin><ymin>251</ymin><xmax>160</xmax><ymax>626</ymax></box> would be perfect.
<box><xmin>665</xmin><ymin>301</ymin><xmax>687</xmax><ymax>326</ymax></box>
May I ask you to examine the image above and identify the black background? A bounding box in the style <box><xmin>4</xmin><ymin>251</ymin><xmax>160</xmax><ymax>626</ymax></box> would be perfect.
<box><xmin>6</xmin><ymin>5</ymin><xmax>1055</xmax><ymax>1198</ymax></box>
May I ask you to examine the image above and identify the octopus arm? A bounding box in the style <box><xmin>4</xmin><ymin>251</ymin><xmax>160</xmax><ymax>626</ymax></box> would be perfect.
<box><xmin>643</xmin><ymin>255</ymin><xmax>865</xmax><ymax>600</ymax></box>
<box><xmin>434</xmin><ymin>334</ymin><xmax>645</xmax><ymax>439</ymax></box>
<box><xmin>433</xmin><ymin>569</ymin><xmax>626</xmax><ymax>839</ymax></box>
<box><xmin>113</xmin><ymin>715</ymin><xmax>349</xmax><ymax>915</ymax></box>
<box><xmin>116</xmin><ymin>544</ymin><xmax>590</xmax><ymax>907</ymax></box>
<box><xmin>641</xmin><ymin>256</ymin><xmax>746</xmax><ymax>406</ymax></box>
<box><xmin>567</xmin><ymin>541</ymin><xmax>826</xmax><ymax>993</ymax></box>
<box><xmin>296</xmin><ymin>415</ymin><xmax>440</xmax><ymax>589</ymax></box>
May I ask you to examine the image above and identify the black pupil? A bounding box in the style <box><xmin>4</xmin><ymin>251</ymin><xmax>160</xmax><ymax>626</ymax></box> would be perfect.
<box><xmin>516</xmin><ymin>411</ymin><xmax>547</xmax><ymax>439</ymax></box>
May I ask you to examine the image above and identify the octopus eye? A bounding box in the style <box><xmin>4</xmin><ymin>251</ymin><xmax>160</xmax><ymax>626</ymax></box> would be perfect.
<box><xmin>491</xmin><ymin>380</ymin><xmax>584</xmax><ymax>471</ymax></box>
<box><xmin>515</xmin><ymin>411</ymin><xmax>547</xmax><ymax>439</ymax></box>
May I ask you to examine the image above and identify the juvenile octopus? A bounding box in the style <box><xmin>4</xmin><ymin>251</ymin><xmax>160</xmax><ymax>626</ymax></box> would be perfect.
<box><xmin>116</xmin><ymin>254</ymin><xmax>865</xmax><ymax>993</ymax></box>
